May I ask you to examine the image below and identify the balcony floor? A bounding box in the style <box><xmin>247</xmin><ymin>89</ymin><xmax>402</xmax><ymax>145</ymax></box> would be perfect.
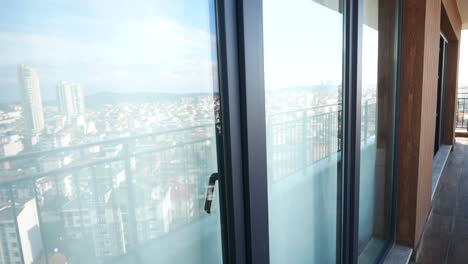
<box><xmin>414</xmin><ymin>138</ymin><xmax>468</xmax><ymax>264</ymax></box>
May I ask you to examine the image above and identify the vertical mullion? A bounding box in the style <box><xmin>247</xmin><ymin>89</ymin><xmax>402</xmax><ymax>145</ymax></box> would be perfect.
<box><xmin>442</xmin><ymin>41</ymin><xmax>448</xmax><ymax>141</ymax></box>
<box><xmin>215</xmin><ymin>0</ymin><xmax>248</xmax><ymax>263</ymax></box>
<box><xmin>341</xmin><ymin>0</ymin><xmax>362</xmax><ymax>263</ymax></box>
<box><xmin>237</xmin><ymin>0</ymin><xmax>270</xmax><ymax>263</ymax></box>
<box><xmin>390</xmin><ymin>0</ymin><xmax>404</xmax><ymax>248</ymax></box>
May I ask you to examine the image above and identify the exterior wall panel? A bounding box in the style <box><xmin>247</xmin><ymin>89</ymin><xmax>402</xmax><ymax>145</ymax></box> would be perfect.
<box><xmin>397</xmin><ymin>0</ymin><xmax>461</xmax><ymax>248</ymax></box>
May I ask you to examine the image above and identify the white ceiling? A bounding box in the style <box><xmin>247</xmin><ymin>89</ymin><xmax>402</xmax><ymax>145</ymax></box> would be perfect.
<box><xmin>457</xmin><ymin>0</ymin><xmax>468</xmax><ymax>29</ymax></box>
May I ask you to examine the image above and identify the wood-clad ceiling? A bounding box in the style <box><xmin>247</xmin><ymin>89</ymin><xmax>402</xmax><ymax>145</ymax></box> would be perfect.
<box><xmin>457</xmin><ymin>0</ymin><xmax>468</xmax><ymax>28</ymax></box>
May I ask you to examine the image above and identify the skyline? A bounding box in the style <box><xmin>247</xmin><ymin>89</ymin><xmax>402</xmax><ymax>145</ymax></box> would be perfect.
<box><xmin>0</xmin><ymin>0</ymin><xmax>380</xmax><ymax>103</ymax></box>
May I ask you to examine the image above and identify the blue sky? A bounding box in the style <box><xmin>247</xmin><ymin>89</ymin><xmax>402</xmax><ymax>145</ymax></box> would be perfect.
<box><xmin>0</xmin><ymin>0</ymin><xmax>378</xmax><ymax>102</ymax></box>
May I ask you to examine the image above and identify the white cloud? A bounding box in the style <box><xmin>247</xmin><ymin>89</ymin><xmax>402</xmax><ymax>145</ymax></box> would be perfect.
<box><xmin>0</xmin><ymin>14</ymin><xmax>218</xmax><ymax>96</ymax></box>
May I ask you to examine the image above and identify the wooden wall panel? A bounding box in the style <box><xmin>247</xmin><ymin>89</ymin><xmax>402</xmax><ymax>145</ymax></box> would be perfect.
<box><xmin>373</xmin><ymin>0</ymin><xmax>398</xmax><ymax>240</ymax></box>
<box><xmin>415</xmin><ymin>0</ymin><xmax>441</xmax><ymax>245</ymax></box>
<box><xmin>396</xmin><ymin>0</ymin><xmax>461</xmax><ymax>248</ymax></box>
<box><xmin>397</xmin><ymin>0</ymin><xmax>430</xmax><ymax>246</ymax></box>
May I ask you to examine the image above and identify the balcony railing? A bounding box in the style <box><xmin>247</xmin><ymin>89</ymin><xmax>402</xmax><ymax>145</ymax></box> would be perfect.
<box><xmin>0</xmin><ymin>100</ymin><xmax>377</xmax><ymax>264</ymax></box>
<box><xmin>267</xmin><ymin>99</ymin><xmax>376</xmax><ymax>182</ymax></box>
<box><xmin>0</xmin><ymin>124</ymin><xmax>217</xmax><ymax>263</ymax></box>
<box><xmin>457</xmin><ymin>93</ymin><xmax>468</xmax><ymax>130</ymax></box>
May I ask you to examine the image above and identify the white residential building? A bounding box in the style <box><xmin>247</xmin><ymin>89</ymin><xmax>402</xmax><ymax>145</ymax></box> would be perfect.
<box><xmin>56</xmin><ymin>81</ymin><xmax>85</xmax><ymax>119</ymax></box>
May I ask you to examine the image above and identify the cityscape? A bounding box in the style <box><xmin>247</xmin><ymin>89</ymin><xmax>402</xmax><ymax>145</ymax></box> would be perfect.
<box><xmin>0</xmin><ymin>64</ymin><xmax>222</xmax><ymax>263</ymax></box>
<box><xmin>0</xmin><ymin>63</ymin><xmax>377</xmax><ymax>263</ymax></box>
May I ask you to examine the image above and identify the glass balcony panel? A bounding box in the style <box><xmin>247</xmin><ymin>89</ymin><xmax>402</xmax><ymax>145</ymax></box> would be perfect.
<box><xmin>263</xmin><ymin>0</ymin><xmax>343</xmax><ymax>262</ymax></box>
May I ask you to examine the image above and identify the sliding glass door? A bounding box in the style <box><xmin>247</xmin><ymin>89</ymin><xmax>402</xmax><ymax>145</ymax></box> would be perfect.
<box><xmin>261</xmin><ymin>0</ymin><xmax>400</xmax><ymax>262</ymax></box>
<box><xmin>0</xmin><ymin>1</ymin><xmax>227</xmax><ymax>263</ymax></box>
<box><xmin>358</xmin><ymin>0</ymin><xmax>400</xmax><ymax>262</ymax></box>
<box><xmin>435</xmin><ymin>36</ymin><xmax>448</xmax><ymax>155</ymax></box>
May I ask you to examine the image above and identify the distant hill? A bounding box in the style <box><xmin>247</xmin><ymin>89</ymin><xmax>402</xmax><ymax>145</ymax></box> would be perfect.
<box><xmin>0</xmin><ymin>91</ymin><xmax>214</xmax><ymax>108</ymax></box>
<box><xmin>0</xmin><ymin>85</ymin><xmax>340</xmax><ymax>108</ymax></box>
<box><xmin>85</xmin><ymin>92</ymin><xmax>212</xmax><ymax>107</ymax></box>
<box><xmin>268</xmin><ymin>84</ymin><xmax>341</xmax><ymax>94</ymax></box>
<box><xmin>459</xmin><ymin>86</ymin><xmax>468</xmax><ymax>93</ymax></box>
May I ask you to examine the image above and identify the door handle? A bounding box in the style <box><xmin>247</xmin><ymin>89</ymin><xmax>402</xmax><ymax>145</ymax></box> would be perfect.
<box><xmin>204</xmin><ymin>173</ymin><xmax>219</xmax><ymax>214</ymax></box>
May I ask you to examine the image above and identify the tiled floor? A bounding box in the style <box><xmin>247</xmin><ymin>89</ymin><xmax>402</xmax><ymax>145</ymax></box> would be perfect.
<box><xmin>414</xmin><ymin>138</ymin><xmax>468</xmax><ymax>264</ymax></box>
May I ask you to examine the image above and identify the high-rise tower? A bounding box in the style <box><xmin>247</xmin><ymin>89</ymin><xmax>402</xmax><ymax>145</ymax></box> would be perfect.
<box><xmin>17</xmin><ymin>64</ymin><xmax>45</xmax><ymax>134</ymax></box>
<box><xmin>56</xmin><ymin>81</ymin><xmax>85</xmax><ymax>119</ymax></box>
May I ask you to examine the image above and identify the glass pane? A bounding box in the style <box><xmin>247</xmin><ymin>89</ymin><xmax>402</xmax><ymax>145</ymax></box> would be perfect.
<box><xmin>358</xmin><ymin>0</ymin><xmax>399</xmax><ymax>262</ymax></box>
<box><xmin>0</xmin><ymin>1</ymin><xmax>224</xmax><ymax>263</ymax></box>
<box><xmin>263</xmin><ymin>0</ymin><xmax>343</xmax><ymax>262</ymax></box>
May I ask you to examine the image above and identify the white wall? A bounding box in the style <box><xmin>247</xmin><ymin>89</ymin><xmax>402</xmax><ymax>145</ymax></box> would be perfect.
<box><xmin>17</xmin><ymin>199</ymin><xmax>43</xmax><ymax>264</ymax></box>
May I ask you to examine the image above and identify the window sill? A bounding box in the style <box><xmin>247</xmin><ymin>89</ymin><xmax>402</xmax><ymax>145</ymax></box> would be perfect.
<box><xmin>382</xmin><ymin>244</ymin><xmax>412</xmax><ymax>264</ymax></box>
<box><xmin>432</xmin><ymin>144</ymin><xmax>452</xmax><ymax>200</ymax></box>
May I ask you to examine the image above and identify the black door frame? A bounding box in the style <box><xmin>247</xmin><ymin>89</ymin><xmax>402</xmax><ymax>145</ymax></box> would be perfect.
<box><xmin>434</xmin><ymin>34</ymin><xmax>448</xmax><ymax>155</ymax></box>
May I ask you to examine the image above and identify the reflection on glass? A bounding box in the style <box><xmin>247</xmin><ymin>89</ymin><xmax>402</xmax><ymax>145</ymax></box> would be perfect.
<box><xmin>0</xmin><ymin>1</ymin><xmax>223</xmax><ymax>263</ymax></box>
<box><xmin>263</xmin><ymin>0</ymin><xmax>342</xmax><ymax>262</ymax></box>
<box><xmin>358</xmin><ymin>0</ymin><xmax>398</xmax><ymax>263</ymax></box>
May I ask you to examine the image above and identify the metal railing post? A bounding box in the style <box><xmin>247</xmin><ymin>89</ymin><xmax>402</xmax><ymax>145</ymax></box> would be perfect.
<box><xmin>266</xmin><ymin>118</ymin><xmax>274</xmax><ymax>183</ymax></box>
<box><xmin>53</xmin><ymin>174</ymin><xmax>69</xmax><ymax>256</ymax></box>
<box><xmin>364</xmin><ymin>99</ymin><xmax>369</xmax><ymax>142</ymax></box>
<box><xmin>90</xmin><ymin>165</ymin><xmax>102</xmax><ymax>262</ymax></box>
<box><xmin>301</xmin><ymin>112</ymin><xmax>307</xmax><ymax>176</ymax></box>
<box><xmin>462</xmin><ymin>98</ymin><xmax>466</xmax><ymax>127</ymax></box>
<box><xmin>465</xmin><ymin>98</ymin><xmax>468</xmax><ymax>131</ymax></box>
<box><xmin>72</xmin><ymin>171</ymin><xmax>85</xmax><ymax>240</ymax></box>
<box><xmin>123</xmin><ymin>141</ymin><xmax>139</xmax><ymax>249</ymax></box>
<box><xmin>32</xmin><ymin>180</ymin><xmax>49</xmax><ymax>264</ymax></box>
